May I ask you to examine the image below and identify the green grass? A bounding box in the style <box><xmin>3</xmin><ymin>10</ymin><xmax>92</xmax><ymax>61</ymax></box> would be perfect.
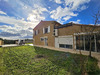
<box><xmin>0</xmin><ymin>46</ymin><xmax>99</xmax><ymax>75</ymax></box>
<box><xmin>25</xmin><ymin>43</ymin><xmax>33</xmax><ymax>44</ymax></box>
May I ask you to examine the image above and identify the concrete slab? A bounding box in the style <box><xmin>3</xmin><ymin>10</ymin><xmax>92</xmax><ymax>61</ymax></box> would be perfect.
<box><xmin>2</xmin><ymin>44</ymin><xmax>18</xmax><ymax>47</ymax></box>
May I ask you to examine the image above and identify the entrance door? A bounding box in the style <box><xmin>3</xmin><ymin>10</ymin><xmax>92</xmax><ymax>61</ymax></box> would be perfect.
<box><xmin>44</xmin><ymin>38</ymin><xmax>48</xmax><ymax>46</ymax></box>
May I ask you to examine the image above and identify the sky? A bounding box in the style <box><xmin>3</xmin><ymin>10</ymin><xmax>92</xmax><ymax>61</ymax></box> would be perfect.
<box><xmin>0</xmin><ymin>0</ymin><xmax>100</xmax><ymax>39</ymax></box>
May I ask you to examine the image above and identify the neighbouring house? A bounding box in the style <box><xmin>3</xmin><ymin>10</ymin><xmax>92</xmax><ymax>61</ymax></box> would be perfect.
<box><xmin>25</xmin><ymin>39</ymin><xmax>33</xmax><ymax>44</ymax></box>
<box><xmin>0</xmin><ymin>40</ymin><xmax>4</xmax><ymax>45</ymax></box>
<box><xmin>33</xmin><ymin>21</ymin><xmax>100</xmax><ymax>52</ymax></box>
<box><xmin>16</xmin><ymin>39</ymin><xmax>25</xmax><ymax>45</ymax></box>
<box><xmin>16</xmin><ymin>39</ymin><xmax>33</xmax><ymax>45</ymax></box>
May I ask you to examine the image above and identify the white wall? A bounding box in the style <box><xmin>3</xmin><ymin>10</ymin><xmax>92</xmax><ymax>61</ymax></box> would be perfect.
<box><xmin>55</xmin><ymin>35</ymin><xmax>73</xmax><ymax>48</ymax></box>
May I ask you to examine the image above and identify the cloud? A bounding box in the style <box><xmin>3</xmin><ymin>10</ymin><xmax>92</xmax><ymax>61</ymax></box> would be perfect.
<box><xmin>0</xmin><ymin>32</ymin><xmax>20</xmax><ymax>37</ymax></box>
<box><xmin>0</xmin><ymin>10</ymin><xmax>7</xmax><ymax>15</ymax></box>
<box><xmin>0</xmin><ymin>0</ymin><xmax>91</xmax><ymax>39</ymax></box>
<box><xmin>63</xmin><ymin>16</ymin><xmax>72</xmax><ymax>21</ymax></box>
<box><xmin>0</xmin><ymin>15</ymin><xmax>37</xmax><ymax>39</ymax></box>
<box><xmin>0</xmin><ymin>25</ymin><xmax>33</xmax><ymax>39</ymax></box>
<box><xmin>50</xmin><ymin>6</ymin><xmax>78</xmax><ymax>22</ymax></box>
<box><xmin>65</xmin><ymin>0</ymin><xmax>90</xmax><ymax>10</ymax></box>
<box><xmin>50</xmin><ymin>0</ymin><xmax>62</xmax><ymax>4</ymax></box>
<box><xmin>0</xmin><ymin>15</ymin><xmax>38</xmax><ymax>28</ymax></box>
<box><xmin>0</xmin><ymin>4</ymin><xmax>48</xmax><ymax>39</ymax></box>
<box><xmin>0</xmin><ymin>1</ymin><xmax>49</xmax><ymax>39</ymax></box>
<box><xmin>27</xmin><ymin>4</ymin><xmax>48</xmax><ymax>22</ymax></box>
<box><xmin>70</xmin><ymin>19</ymin><xmax>81</xmax><ymax>24</ymax></box>
<box><xmin>54</xmin><ymin>0</ymin><xmax>62</xmax><ymax>4</ymax></box>
<box><xmin>50</xmin><ymin>0</ymin><xmax>90</xmax><ymax>22</ymax></box>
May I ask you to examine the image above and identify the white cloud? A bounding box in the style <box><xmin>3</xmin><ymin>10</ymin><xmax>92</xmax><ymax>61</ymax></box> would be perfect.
<box><xmin>80</xmin><ymin>5</ymin><xmax>87</xmax><ymax>11</ymax></box>
<box><xmin>50</xmin><ymin>0</ymin><xmax>90</xmax><ymax>21</ymax></box>
<box><xmin>0</xmin><ymin>2</ymin><xmax>49</xmax><ymax>39</ymax></box>
<box><xmin>54</xmin><ymin>0</ymin><xmax>62</xmax><ymax>4</ymax></box>
<box><xmin>0</xmin><ymin>15</ymin><xmax>38</xmax><ymax>28</ymax></box>
<box><xmin>0</xmin><ymin>25</ymin><xmax>33</xmax><ymax>39</ymax></box>
<box><xmin>50</xmin><ymin>0</ymin><xmax>62</xmax><ymax>4</ymax></box>
<box><xmin>27</xmin><ymin>4</ymin><xmax>48</xmax><ymax>22</ymax></box>
<box><xmin>63</xmin><ymin>16</ymin><xmax>71</xmax><ymax>21</ymax></box>
<box><xmin>65</xmin><ymin>0</ymin><xmax>90</xmax><ymax>10</ymax></box>
<box><xmin>0</xmin><ymin>0</ymin><xmax>91</xmax><ymax>39</ymax></box>
<box><xmin>70</xmin><ymin>19</ymin><xmax>81</xmax><ymax>24</ymax></box>
<box><xmin>0</xmin><ymin>15</ymin><xmax>38</xmax><ymax>39</ymax></box>
<box><xmin>0</xmin><ymin>10</ymin><xmax>7</xmax><ymax>15</ymax></box>
<box><xmin>50</xmin><ymin>6</ymin><xmax>78</xmax><ymax>20</ymax></box>
<box><xmin>0</xmin><ymin>4</ymin><xmax>49</xmax><ymax>39</ymax></box>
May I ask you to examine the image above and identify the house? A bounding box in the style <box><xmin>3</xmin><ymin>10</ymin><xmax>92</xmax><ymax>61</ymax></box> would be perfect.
<box><xmin>0</xmin><ymin>40</ymin><xmax>4</xmax><ymax>46</ymax></box>
<box><xmin>25</xmin><ymin>39</ymin><xmax>33</xmax><ymax>44</ymax></box>
<box><xmin>16</xmin><ymin>39</ymin><xmax>25</xmax><ymax>45</ymax></box>
<box><xmin>33</xmin><ymin>21</ymin><xmax>100</xmax><ymax>52</ymax></box>
<box><xmin>33</xmin><ymin>21</ymin><xmax>61</xmax><ymax>47</ymax></box>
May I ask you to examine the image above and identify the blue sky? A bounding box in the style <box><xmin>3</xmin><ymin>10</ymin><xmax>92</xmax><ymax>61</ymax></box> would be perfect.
<box><xmin>0</xmin><ymin>0</ymin><xmax>100</xmax><ymax>39</ymax></box>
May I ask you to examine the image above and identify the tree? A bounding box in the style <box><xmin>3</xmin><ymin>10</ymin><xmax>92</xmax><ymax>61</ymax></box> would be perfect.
<box><xmin>75</xmin><ymin>10</ymin><xmax>100</xmax><ymax>57</ymax></box>
<box><xmin>0</xmin><ymin>38</ymin><xmax>3</xmax><ymax>40</ymax></box>
<box><xmin>82</xmin><ymin>10</ymin><xmax>100</xmax><ymax>57</ymax></box>
<box><xmin>89</xmin><ymin>10</ymin><xmax>100</xmax><ymax>57</ymax></box>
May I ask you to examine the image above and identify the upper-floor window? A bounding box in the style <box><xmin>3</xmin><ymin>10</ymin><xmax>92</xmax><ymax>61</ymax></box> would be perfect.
<box><xmin>43</xmin><ymin>26</ymin><xmax>50</xmax><ymax>34</ymax></box>
<box><xmin>34</xmin><ymin>30</ymin><xmax>39</xmax><ymax>35</ymax></box>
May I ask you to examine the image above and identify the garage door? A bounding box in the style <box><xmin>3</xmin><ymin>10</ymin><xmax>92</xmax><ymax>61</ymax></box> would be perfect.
<box><xmin>55</xmin><ymin>35</ymin><xmax>73</xmax><ymax>48</ymax></box>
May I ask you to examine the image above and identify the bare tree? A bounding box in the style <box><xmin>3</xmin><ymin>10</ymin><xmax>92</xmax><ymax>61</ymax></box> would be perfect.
<box><xmin>82</xmin><ymin>10</ymin><xmax>100</xmax><ymax>57</ymax></box>
<box><xmin>89</xmin><ymin>10</ymin><xmax>100</xmax><ymax>57</ymax></box>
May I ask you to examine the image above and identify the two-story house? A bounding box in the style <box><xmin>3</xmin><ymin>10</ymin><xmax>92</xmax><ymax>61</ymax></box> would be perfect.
<box><xmin>0</xmin><ymin>40</ymin><xmax>4</xmax><ymax>46</ymax></box>
<box><xmin>33</xmin><ymin>21</ymin><xmax>61</xmax><ymax>47</ymax></box>
<box><xmin>33</xmin><ymin>21</ymin><xmax>100</xmax><ymax>52</ymax></box>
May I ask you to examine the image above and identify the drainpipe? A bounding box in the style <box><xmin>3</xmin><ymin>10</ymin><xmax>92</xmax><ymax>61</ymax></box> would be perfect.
<box><xmin>83</xmin><ymin>35</ymin><xmax>86</xmax><ymax>51</ymax></box>
<box><xmin>94</xmin><ymin>34</ymin><xmax>97</xmax><ymax>52</ymax></box>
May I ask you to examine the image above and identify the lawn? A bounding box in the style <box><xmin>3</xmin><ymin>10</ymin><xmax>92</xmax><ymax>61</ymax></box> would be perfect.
<box><xmin>0</xmin><ymin>46</ymin><xmax>100</xmax><ymax>75</ymax></box>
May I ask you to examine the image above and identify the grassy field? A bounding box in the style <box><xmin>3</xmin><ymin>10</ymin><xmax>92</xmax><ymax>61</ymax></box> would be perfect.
<box><xmin>0</xmin><ymin>46</ymin><xmax>100</xmax><ymax>75</ymax></box>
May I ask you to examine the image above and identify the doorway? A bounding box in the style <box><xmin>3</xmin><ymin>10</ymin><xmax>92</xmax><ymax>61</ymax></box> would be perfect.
<box><xmin>44</xmin><ymin>38</ymin><xmax>48</xmax><ymax>46</ymax></box>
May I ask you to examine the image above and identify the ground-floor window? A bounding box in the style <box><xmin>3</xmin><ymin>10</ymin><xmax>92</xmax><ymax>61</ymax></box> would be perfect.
<box><xmin>59</xmin><ymin>44</ymin><xmax>72</xmax><ymax>49</ymax></box>
<box><xmin>76</xmin><ymin>34</ymin><xmax>100</xmax><ymax>52</ymax></box>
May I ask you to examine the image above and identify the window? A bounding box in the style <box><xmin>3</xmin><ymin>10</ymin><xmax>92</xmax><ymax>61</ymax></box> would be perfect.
<box><xmin>40</xmin><ymin>37</ymin><xmax>44</xmax><ymax>41</ymax></box>
<box><xmin>59</xmin><ymin>44</ymin><xmax>72</xmax><ymax>49</ymax></box>
<box><xmin>34</xmin><ymin>31</ymin><xmax>36</xmax><ymax>35</ymax></box>
<box><xmin>45</xmin><ymin>27</ymin><xmax>48</xmax><ymax>33</ymax></box>
<box><xmin>43</xmin><ymin>26</ymin><xmax>50</xmax><ymax>34</ymax></box>
<box><xmin>35</xmin><ymin>30</ymin><xmax>39</xmax><ymax>35</ymax></box>
<box><xmin>53</xmin><ymin>29</ymin><xmax>58</xmax><ymax>36</ymax></box>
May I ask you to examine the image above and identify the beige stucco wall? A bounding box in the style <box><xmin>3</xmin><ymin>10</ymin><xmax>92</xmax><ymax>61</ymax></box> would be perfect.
<box><xmin>33</xmin><ymin>21</ymin><xmax>100</xmax><ymax>48</ymax></box>
<box><xmin>58</xmin><ymin>25</ymin><xmax>81</xmax><ymax>36</ymax></box>
<box><xmin>58</xmin><ymin>24</ymin><xmax>100</xmax><ymax>36</ymax></box>
<box><xmin>33</xmin><ymin>21</ymin><xmax>61</xmax><ymax>47</ymax></box>
<box><xmin>58</xmin><ymin>24</ymin><xmax>100</xmax><ymax>49</ymax></box>
<box><xmin>0</xmin><ymin>40</ymin><xmax>4</xmax><ymax>45</ymax></box>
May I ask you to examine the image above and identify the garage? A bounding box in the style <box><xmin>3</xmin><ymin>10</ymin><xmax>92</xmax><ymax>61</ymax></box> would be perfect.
<box><xmin>55</xmin><ymin>35</ymin><xmax>73</xmax><ymax>49</ymax></box>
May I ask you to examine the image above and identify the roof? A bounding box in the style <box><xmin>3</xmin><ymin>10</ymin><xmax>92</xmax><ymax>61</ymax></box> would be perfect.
<box><xmin>55</xmin><ymin>22</ymin><xmax>100</xmax><ymax>29</ymax></box>
<box><xmin>33</xmin><ymin>20</ymin><xmax>61</xmax><ymax>30</ymax></box>
<box><xmin>33</xmin><ymin>21</ymin><xmax>100</xmax><ymax>30</ymax></box>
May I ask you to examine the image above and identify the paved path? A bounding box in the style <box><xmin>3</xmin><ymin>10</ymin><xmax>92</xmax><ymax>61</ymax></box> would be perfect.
<box><xmin>35</xmin><ymin>45</ymin><xmax>100</xmax><ymax>68</ymax></box>
<box><xmin>1</xmin><ymin>44</ymin><xmax>18</xmax><ymax>47</ymax></box>
<box><xmin>26</xmin><ymin>44</ymin><xmax>34</xmax><ymax>46</ymax></box>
